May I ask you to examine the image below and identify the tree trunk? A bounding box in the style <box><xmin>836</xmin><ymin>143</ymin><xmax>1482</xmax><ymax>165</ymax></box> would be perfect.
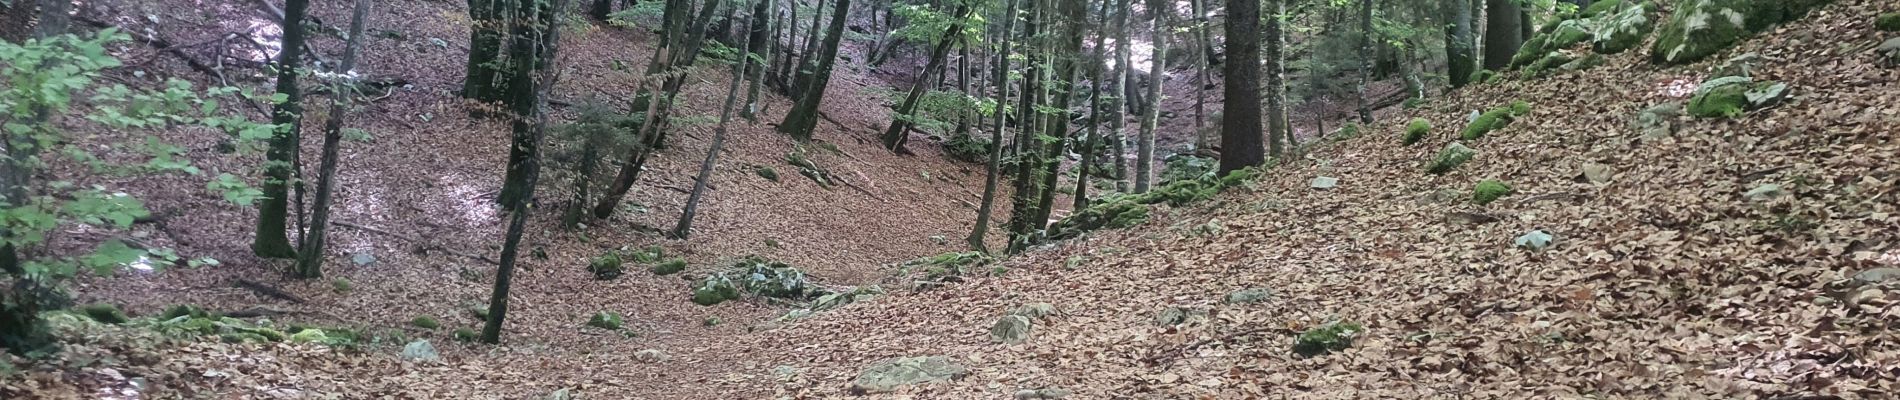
<box><xmin>1265</xmin><ymin>0</ymin><xmax>1288</xmax><ymax>158</ymax></box>
<box><xmin>295</xmin><ymin>0</ymin><xmax>373</xmax><ymax>279</ymax></box>
<box><xmin>1028</xmin><ymin>0</ymin><xmax>1087</xmax><ymax>228</ymax></box>
<box><xmin>464</xmin><ymin>0</ymin><xmax>510</xmax><ymax>102</ymax></box>
<box><xmin>1072</xmin><ymin>6</ymin><xmax>1107</xmax><ymax>210</ymax></box>
<box><xmin>1354</xmin><ymin>0</ymin><xmax>1374</xmax><ymax>125</ymax></box>
<box><xmin>1190</xmin><ymin>0</ymin><xmax>1209</xmax><ymax>151</ymax></box>
<box><xmin>968</xmin><ymin>0</ymin><xmax>1017</xmax><ymax>253</ymax></box>
<box><xmin>676</xmin><ymin>4</ymin><xmax>759</xmax><ymax>239</ymax></box>
<box><xmin>254</xmin><ymin>0</ymin><xmax>313</xmax><ymax>259</ymax></box>
<box><xmin>499</xmin><ymin>0</ymin><xmax>569</xmax><ymax>207</ymax></box>
<box><xmin>1002</xmin><ymin>0</ymin><xmax>1044</xmax><ymax>252</ymax></box>
<box><xmin>1482</xmin><ymin>0</ymin><xmax>1521</xmax><ymax>70</ymax></box>
<box><xmin>592</xmin><ymin>0</ymin><xmax>614</xmax><ymax>19</ymax></box>
<box><xmin>1445</xmin><ymin>0</ymin><xmax>1476</xmax><ymax>88</ymax></box>
<box><xmin>1220</xmin><ymin>0</ymin><xmax>1264</xmax><ymax>175</ymax></box>
<box><xmin>790</xmin><ymin>0</ymin><xmax>828</xmax><ymax>100</ymax></box>
<box><xmin>776</xmin><ymin>0</ymin><xmax>851</xmax><ymax>142</ymax></box>
<box><xmin>778</xmin><ymin>0</ymin><xmax>798</xmax><ymax>90</ymax></box>
<box><xmin>740</xmin><ymin>0</ymin><xmax>775</xmax><ymax>121</ymax></box>
<box><xmin>484</xmin><ymin>0</ymin><xmax>566</xmax><ymax>345</ymax></box>
<box><xmin>1111</xmin><ymin>0</ymin><xmax>1131</xmax><ymax>192</ymax></box>
<box><xmin>1133</xmin><ymin>0</ymin><xmax>1166</xmax><ymax>194</ymax></box>
<box><xmin>589</xmin><ymin>0</ymin><xmax>702</xmax><ymax>219</ymax></box>
<box><xmin>882</xmin><ymin>5</ymin><xmax>971</xmax><ymax>152</ymax></box>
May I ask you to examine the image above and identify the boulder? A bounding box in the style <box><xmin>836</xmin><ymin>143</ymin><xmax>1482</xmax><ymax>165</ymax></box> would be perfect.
<box><xmin>1426</xmin><ymin>143</ymin><xmax>1477</xmax><ymax>175</ymax></box>
<box><xmin>1592</xmin><ymin>2</ymin><xmax>1655</xmax><ymax>54</ymax></box>
<box><xmin>1687</xmin><ymin>76</ymin><xmax>1787</xmax><ymax>118</ymax></box>
<box><xmin>1222</xmin><ymin>288</ymin><xmax>1274</xmax><ymax>304</ymax></box>
<box><xmin>1878</xmin><ymin>37</ymin><xmax>1900</xmax><ymax>67</ymax></box>
<box><xmin>990</xmin><ymin>315</ymin><xmax>1032</xmax><ymax>344</ymax></box>
<box><xmin>1309</xmin><ymin>176</ymin><xmax>1339</xmax><ymax>189</ymax></box>
<box><xmin>1515</xmin><ymin>230</ymin><xmax>1556</xmax><ymax>251</ymax></box>
<box><xmin>400</xmin><ymin>340</ymin><xmax>441</xmax><ymax>364</ymax></box>
<box><xmin>849</xmin><ymin>356</ymin><xmax>968</xmax><ymax>394</ymax></box>
<box><xmin>1010</xmin><ymin>303</ymin><xmax>1059</xmax><ymax>320</ymax></box>
<box><xmin>1651</xmin><ymin>0</ymin><xmax>1832</xmax><ymax>65</ymax></box>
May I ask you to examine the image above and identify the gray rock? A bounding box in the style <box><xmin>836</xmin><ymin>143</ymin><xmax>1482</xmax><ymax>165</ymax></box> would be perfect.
<box><xmin>1222</xmin><ymin>288</ymin><xmax>1273</xmax><ymax>304</ymax></box>
<box><xmin>1712</xmin><ymin>52</ymin><xmax>1761</xmax><ymax>79</ymax></box>
<box><xmin>1633</xmin><ymin>102</ymin><xmax>1682</xmax><ymax>140</ymax></box>
<box><xmin>1310</xmin><ymin>176</ymin><xmax>1339</xmax><ymax>189</ymax></box>
<box><xmin>634</xmin><ymin>349</ymin><xmax>668</xmax><ymax>363</ymax></box>
<box><xmin>1515</xmin><ymin>230</ymin><xmax>1555</xmax><ymax>251</ymax></box>
<box><xmin>1744</xmin><ymin>183</ymin><xmax>1783</xmax><ymax>201</ymax></box>
<box><xmin>990</xmin><ymin>315</ymin><xmax>1032</xmax><ymax>344</ymax></box>
<box><xmin>351</xmin><ymin>252</ymin><xmax>377</xmax><ymax>266</ymax></box>
<box><xmin>1153</xmin><ymin>306</ymin><xmax>1208</xmax><ymax>326</ymax></box>
<box><xmin>849</xmin><ymin>356</ymin><xmax>968</xmax><ymax>394</ymax></box>
<box><xmin>1744</xmin><ymin>82</ymin><xmax>1789</xmax><ymax>108</ymax></box>
<box><xmin>1581</xmin><ymin>163</ymin><xmax>1614</xmax><ymax>184</ymax></box>
<box><xmin>771</xmin><ymin>365</ymin><xmax>802</xmax><ymax>381</ymax></box>
<box><xmin>545</xmin><ymin>388</ymin><xmax>572</xmax><ymax>400</ymax></box>
<box><xmin>400</xmin><ymin>340</ymin><xmax>441</xmax><ymax>364</ymax></box>
<box><xmin>1877</xmin><ymin>37</ymin><xmax>1900</xmax><ymax>67</ymax></box>
<box><xmin>1853</xmin><ymin>268</ymin><xmax>1900</xmax><ymax>286</ymax></box>
<box><xmin>1015</xmin><ymin>388</ymin><xmax>1074</xmax><ymax>399</ymax></box>
<box><xmin>1010</xmin><ymin>303</ymin><xmax>1058</xmax><ymax>320</ymax></box>
<box><xmin>1416</xmin><ymin>189</ymin><xmax>1462</xmax><ymax>205</ymax></box>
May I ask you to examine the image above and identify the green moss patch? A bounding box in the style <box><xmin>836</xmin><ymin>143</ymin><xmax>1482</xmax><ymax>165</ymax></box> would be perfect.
<box><xmin>453</xmin><ymin>328</ymin><xmax>478</xmax><ymax>342</ymax></box>
<box><xmin>1293</xmin><ymin>321</ymin><xmax>1364</xmax><ymax>357</ymax></box>
<box><xmin>77</xmin><ymin>304</ymin><xmax>130</xmax><ymax>324</ymax></box>
<box><xmin>587</xmin><ymin>251</ymin><xmax>624</xmax><ymax>280</ymax></box>
<box><xmin>410</xmin><ymin>316</ymin><xmax>441</xmax><ymax>330</ymax></box>
<box><xmin>1461</xmin><ymin>102</ymin><xmax>1531</xmax><ymax>141</ymax></box>
<box><xmin>1686</xmin><ymin>76</ymin><xmax>1788</xmax><ymax>118</ymax></box>
<box><xmin>755</xmin><ymin>166</ymin><xmax>780</xmax><ymax>182</ymax></box>
<box><xmin>692</xmin><ymin>257</ymin><xmax>822</xmax><ymax>306</ymax></box>
<box><xmin>1581</xmin><ymin>0</ymin><xmax>1626</xmax><ymax>18</ymax></box>
<box><xmin>586</xmin><ymin>312</ymin><xmax>624</xmax><ymax>330</ymax></box>
<box><xmin>1879</xmin><ymin>13</ymin><xmax>1900</xmax><ymax>32</ymax></box>
<box><xmin>1403</xmin><ymin>118</ymin><xmax>1431</xmax><ymax>146</ymax></box>
<box><xmin>651</xmin><ymin>258</ymin><xmax>687</xmax><ymax>275</ymax></box>
<box><xmin>1473</xmin><ymin>180</ymin><xmax>1515</xmax><ymax>205</ymax></box>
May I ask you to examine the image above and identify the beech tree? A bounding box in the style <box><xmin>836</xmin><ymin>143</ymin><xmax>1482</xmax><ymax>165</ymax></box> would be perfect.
<box><xmin>968</xmin><ymin>0</ymin><xmax>1017</xmax><ymax>253</ymax></box>
<box><xmin>1482</xmin><ymin>0</ymin><xmax>1522</xmax><ymax>70</ymax></box>
<box><xmin>484</xmin><ymin>0</ymin><xmax>566</xmax><ymax>345</ymax></box>
<box><xmin>881</xmin><ymin>4</ymin><xmax>974</xmax><ymax>152</ymax></box>
<box><xmin>1133</xmin><ymin>0</ymin><xmax>1167</xmax><ymax>193</ymax></box>
<box><xmin>294</xmin><ymin>0</ymin><xmax>374</xmax><ymax>279</ymax></box>
<box><xmin>464</xmin><ymin>0</ymin><xmax>510</xmax><ymax>103</ymax></box>
<box><xmin>776</xmin><ymin>0</ymin><xmax>850</xmax><ymax>142</ymax></box>
<box><xmin>253</xmin><ymin>0</ymin><xmax>312</xmax><ymax>259</ymax></box>
<box><xmin>1445</xmin><ymin>0</ymin><xmax>1477</xmax><ymax>88</ymax></box>
<box><xmin>1264</xmin><ymin>0</ymin><xmax>1288</xmax><ymax>157</ymax></box>
<box><xmin>1219</xmin><ymin>0</ymin><xmax>1264</xmax><ymax>174</ymax></box>
<box><xmin>676</xmin><ymin>2</ymin><xmax>763</xmax><ymax>239</ymax></box>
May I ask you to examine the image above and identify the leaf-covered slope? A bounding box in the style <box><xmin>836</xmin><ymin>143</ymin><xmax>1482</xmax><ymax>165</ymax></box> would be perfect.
<box><xmin>726</xmin><ymin>1</ymin><xmax>1900</xmax><ymax>397</ymax></box>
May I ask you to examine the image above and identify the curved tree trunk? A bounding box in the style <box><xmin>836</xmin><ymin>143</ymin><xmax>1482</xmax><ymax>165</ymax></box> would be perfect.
<box><xmin>776</xmin><ymin>0</ymin><xmax>851</xmax><ymax>142</ymax></box>
<box><xmin>968</xmin><ymin>0</ymin><xmax>1018</xmax><ymax>253</ymax></box>
<box><xmin>881</xmin><ymin>5</ymin><xmax>971</xmax><ymax>152</ymax></box>
<box><xmin>295</xmin><ymin>0</ymin><xmax>374</xmax><ymax>279</ymax></box>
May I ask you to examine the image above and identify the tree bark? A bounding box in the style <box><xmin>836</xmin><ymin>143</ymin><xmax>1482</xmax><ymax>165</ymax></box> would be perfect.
<box><xmin>464</xmin><ymin>0</ymin><xmax>510</xmax><ymax>102</ymax></box>
<box><xmin>676</xmin><ymin>5</ymin><xmax>759</xmax><ymax>239</ymax></box>
<box><xmin>740</xmin><ymin>0</ymin><xmax>775</xmax><ymax>121</ymax></box>
<box><xmin>1481</xmin><ymin>0</ymin><xmax>1522</xmax><ymax>71</ymax></box>
<box><xmin>1190</xmin><ymin>0</ymin><xmax>1210</xmax><ymax>151</ymax></box>
<box><xmin>1264</xmin><ymin>0</ymin><xmax>1288</xmax><ymax>158</ymax></box>
<box><xmin>1445</xmin><ymin>0</ymin><xmax>1476</xmax><ymax>88</ymax></box>
<box><xmin>969</xmin><ymin>0</ymin><xmax>1016</xmax><ymax>254</ymax></box>
<box><xmin>1219</xmin><ymin>0</ymin><xmax>1264</xmax><ymax>175</ymax></box>
<box><xmin>1028</xmin><ymin>0</ymin><xmax>1087</xmax><ymax>228</ymax></box>
<box><xmin>499</xmin><ymin>0</ymin><xmax>569</xmax><ymax>207</ymax></box>
<box><xmin>254</xmin><ymin>0</ymin><xmax>312</xmax><ymax>259</ymax></box>
<box><xmin>484</xmin><ymin>0</ymin><xmax>566</xmax><ymax>345</ymax></box>
<box><xmin>881</xmin><ymin>5</ymin><xmax>971</xmax><ymax>152</ymax></box>
<box><xmin>1110</xmin><ymin>0</ymin><xmax>1131</xmax><ymax>192</ymax></box>
<box><xmin>1133</xmin><ymin>0</ymin><xmax>1167</xmax><ymax>193</ymax></box>
<box><xmin>776</xmin><ymin>0</ymin><xmax>850</xmax><ymax>142</ymax></box>
<box><xmin>294</xmin><ymin>0</ymin><xmax>373</xmax><ymax>279</ymax></box>
<box><xmin>1354</xmin><ymin>0</ymin><xmax>1374</xmax><ymax>125</ymax></box>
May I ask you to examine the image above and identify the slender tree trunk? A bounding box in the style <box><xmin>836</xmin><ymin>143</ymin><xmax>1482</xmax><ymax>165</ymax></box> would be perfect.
<box><xmin>1190</xmin><ymin>0</ymin><xmax>1209</xmax><ymax>151</ymax></box>
<box><xmin>1028</xmin><ymin>0</ymin><xmax>1086</xmax><ymax>229</ymax></box>
<box><xmin>790</xmin><ymin>0</ymin><xmax>828</xmax><ymax>99</ymax></box>
<box><xmin>676</xmin><ymin>6</ymin><xmax>759</xmax><ymax>239</ymax></box>
<box><xmin>1073</xmin><ymin>13</ymin><xmax>1106</xmax><ymax>210</ymax></box>
<box><xmin>499</xmin><ymin>0</ymin><xmax>569</xmax><ymax>207</ymax></box>
<box><xmin>1265</xmin><ymin>0</ymin><xmax>1288</xmax><ymax>157</ymax></box>
<box><xmin>0</xmin><ymin>0</ymin><xmax>77</xmax><ymax>358</ymax></box>
<box><xmin>1481</xmin><ymin>0</ymin><xmax>1522</xmax><ymax>71</ymax></box>
<box><xmin>484</xmin><ymin>0</ymin><xmax>566</xmax><ymax>345</ymax></box>
<box><xmin>1354</xmin><ymin>0</ymin><xmax>1374</xmax><ymax>125</ymax></box>
<box><xmin>465</xmin><ymin>0</ymin><xmax>510</xmax><ymax>102</ymax></box>
<box><xmin>590</xmin><ymin>0</ymin><xmax>703</xmax><ymax>219</ymax></box>
<box><xmin>1003</xmin><ymin>0</ymin><xmax>1044</xmax><ymax>252</ymax></box>
<box><xmin>953</xmin><ymin>42</ymin><xmax>973</xmax><ymax>138</ymax></box>
<box><xmin>741</xmin><ymin>0</ymin><xmax>775</xmax><ymax>121</ymax></box>
<box><xmin>1133</xmin><ymin>0</ymin><xmax>1166</xmax><ymax>193</ymax></box>
<box><xmin>882</xmin><ymin>5</ymin><xmax>971</xmax><ymax>152</ymax></box>
<box><xmin>1445</xmin><ymin>0</ymin><xmax>1476</xmax><ymax>88</ymax></box>
<box><xmin>776</xmin><ymin>0</ymin><xmax>851</xmax><ymax>142</ymax></box>
<box><xmin>295</xmin><ymin>0</ymin><xmax>373</xmax><ymax>279</ymax></box>
<box><xmin>254</xmin><ymin>0</ymin><xmax>313</xmax><ymax>259</ymax></box>
<box><xmin>1219</xmin><ymin>0</ymin><xmax>1264</xmax><ymax>174</ymax></box>
<box><xmin>969</xmin><ymin>0</ymin><xmax>1017</xmax><ymax>253</ymax></box>
<box><xmin>779</xmin><ymin>0</ymin><xmax>798</xmax><ymax>91</ymax></box>
<box><xmin>1111</xmin><ymin>0</ymin><xmax>1131</xmax><ymax>192</ymax></box>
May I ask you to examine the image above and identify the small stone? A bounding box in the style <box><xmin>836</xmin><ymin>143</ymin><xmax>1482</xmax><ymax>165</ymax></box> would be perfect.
<box><xmin>1581</xmin><ymin>163</ymin><xmax>1614</xmax><ymax>184</ymax></box>
<box><xmin>351</xmin><ymin>252</ymin><xmax>377</xmax><ymax>266</ymax></box>
<box><xmin>1744</xmin><ymin>184</ymin><xmax>1783</xmax><ymax>201</ymax></box>
<box><xmin>634</xmin><ymin>349</ymin><xmax>668</xmax><ymax>363</ymax></box>
<box><xmin>1515</xmin><ymin>230</ymin><xmax>1555</xmax><ymax>251</ymax></box>
<box><xmin>546</xmin><ymin>388</ymin><xmax>572</xmax><ymax>400</ymax></box>
<box><xmin>1009</xmin><ymin>303</ymin><xmax>1058</xmax><ymax>320</ymax></box>
<box><xmin>1415</xmin><ymin>189</ymin><xmax>1461</xmax><ymax>205</ymax></box>
<box><xmin>771</xmin><ymin>365</ymin><xmax>802</xmax><ymax>381</ymax></box>
<box><xmin>849</xmin><ymin>356</ymin><xmax>968</xmax><ymax>394</ymax></box>
<box><xmin>1853</xmin><ymin>268</ymin><xmax>1900</xmax><ymax>286</ymax></box>
<box><xmin>990</xmin><ymin>315</ymin><xmax>1032</xmax><ymax>344</ymax></box>
<box><xmin>1222</xmin><ymin>288</ymin><xmax>1273</xmax><ymax>304</ymax></box>
<box><xmin>1015</xmin><ymin>388</ymin><xmax>1074</xmax><ymax>399</ymax></box>
<box><xmin>1153</xmin><ymin>306</ymin><xmax>1206</xmax><ymax>326</ymax></box>
<box><xmin>400</xmin><ymin>340</ymin><xmax>441</xmax><ymax>364</ymax></box>
<box><xmin>1309</xmin><ymin>176</ymin><xmax>1339</xmax><ymax>189</ymax></box>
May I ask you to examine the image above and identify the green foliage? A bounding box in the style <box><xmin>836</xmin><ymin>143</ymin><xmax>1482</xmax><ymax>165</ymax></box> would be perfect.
<box><xmin>1402</xmin><ymin>118</ymin><xmax>1432</xmax><ymax>146</ymax></box>
<box><xmin>1880</xmin><ymin>13</ymin><xmax>1900</xmax><ymax>32</ymax></box>
<box><xmin>586</xmin><ymin>311</ymin><xmax>623</xmax><ymax>330</ymax></box>
<box><xmin>77</xmin><ymin>303</ymin><xmax>129</xmax><ymax>324</ymax></box>
<box><xmin>453</xmin><ymin>328</ymin><xmax>478</xmax><ymax>342</ymax></box>
<box><xmin>1581</xmin><ymin>0</ymin><xmax>1626</xmax><ymax>18</ymax></box>
<box><xmin>943</xmin><ymin>133</ymin><xmax>991</xmax><ymax>164</ymax></box>
<box><xmin>331</xmin><ymin>278</ymin><xmax>352</xmax><ymax>293</ymax></box>
<box><xmin>411</xmin><ymin>316</ymin><xmax>441</xmax><ymax>330</ymax></box>
<box><xmin>651</xmin><ymin>258</ymin><xmax>687</xmax><ymax>275</ymax></box>
<box><xmin>587</xmin><ymin>251</ymin><xmax>624</xmax><ymax>280</ymax></box>
<box><xmin>755</xmin><ymin>166</ymin><xmax>780</xmax><ymax>181</ymax></box>
<box><xmin>1473</xmin><ymin>180</ymin><xmax>1515</xmax><ymax>205</ymax></box>
<box><xmin>1331</xmin><ymin>123</ymin><xmax>1361</xmax><ymax>142</ymax></box>
<box><xmin>1426</xmin><ymin>143</ymin><xmax>1477</xmax><ymax>175</ymax></box>
<box><xmin>1293</xmin><ymin>321</ymin><xmax>1364</xmax><ymax>357</ymax></box>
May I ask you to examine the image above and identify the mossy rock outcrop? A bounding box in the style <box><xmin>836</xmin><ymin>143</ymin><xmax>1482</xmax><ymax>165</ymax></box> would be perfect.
<box><xmin>77</xmin><ymin>304</ymin><xmax>130</xmax><ymax>324</ymax></box>
<box><xmin>1592</xmin><ymin>2</ymin><xmax>1656</xmax><ymax>54</ymax></box>
<box><xmin>1651</xmin><ymin>0</ymin><xmax>1833</xmax><ymax>65</ymax></box>
<box><xmin>692</xmin><ymin>257</ymin><xmax>822</xmax><ymax>306</ymax></box>
<box><xmin>587</xmin><ymin>251</ymin><xmax>624</xmax><ymax>280</ymax></box>
<box><xmin>1426</xmin><ymin>143</ymin><xmax>1477</xmax><ymax>175</ymax></box>
<box><xmin>1460</xmin><ymin>101</ymin><xmax>1532</xmax><ymax>141</ymax></box>
<box><xmin>1686</xmin><ymin>76</ymin><xmax>1788</xmax><ymax>118</ymax></box>
<box><xmin>1879</xmin><ymin>13</ymin><xmax>1900</xmax><ymax>32</ymax></box>
<box><xmin>1513</xmin><ymin>19</ymin><xmax>1595</xmax><ymax>68</ymax></box>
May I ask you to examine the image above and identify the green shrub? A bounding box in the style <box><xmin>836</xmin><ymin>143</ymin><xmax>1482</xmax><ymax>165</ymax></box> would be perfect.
<box><xmin>651</xmin><ymin>258</ymin><xmax>687</xmax><ymax>275</ymax></box>
<box><xmin>453</xmin><ymin>328</ymin><xmax>478</xmax><ymax>342</ymax></box>
<box><xmin>1880</xmin><ymin>13</ymin><xmax>1900</xmax><ymax>32</ymax></box>
<box><xmin>331</xmin><ymin>278</ymin><xmax>353</xmax><ymax>293</ymax></box>
<box><xmin>943</xmin><ymin>133</ymin><xmax>992</xmax><ymax>163</ymax></box>
<box><xmin>1425</xmin><ymin>143</ymin><xmax>1477</xmax><ymax>175</ymax></box>
<box><xmin>586</xmin><ymin>312</ymin><xmax>623</xmax><ymax>330</ymax></box>
<box><xmin>1402</xmin><ymin>118</ymin><xmax>1432</xmax><ymax>146</ymax></box>
<box><xmin>1473</xmin><ymin>180</ymin><xmax>1515</xmax><ymax>205</ymax></box>
<box><xmin>587</xmin><ymin>251</ymin><xmax>624</xmax><ymax>280</ymax></box>
<box><xmin>77</xmin><ymin>304</ymin><xmax>129</xmax><ymax>324</ymax></box>
<box><xmin>756</xmin><ymin>166</ymin><xmax>780</xmax><ymax>182</ymax></box>
<box><xmin>1293</xmin><ymin>321</ymin><xmax>1364</xmax><ymax>357</ymax></box>
<box><xmin>411</xmin><ymin>316</ymin><xmax>441</xmax><ymax>330</ymax></box>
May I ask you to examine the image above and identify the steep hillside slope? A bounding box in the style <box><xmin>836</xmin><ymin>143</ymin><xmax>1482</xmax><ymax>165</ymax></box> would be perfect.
<box><xmin>719</xmin><ymin>1</ymin><xmax>1900</xmax><ymax>398</ymax></box>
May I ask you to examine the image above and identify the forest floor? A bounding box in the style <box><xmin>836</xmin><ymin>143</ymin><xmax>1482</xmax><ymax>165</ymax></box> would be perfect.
<box><xmin>6</xmin><ymin>0</ymin><xmax>1900</xmax><ymax>399</ymax></box>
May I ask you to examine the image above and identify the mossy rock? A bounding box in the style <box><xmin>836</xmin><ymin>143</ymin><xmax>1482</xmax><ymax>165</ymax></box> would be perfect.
<box><xmin>1426</xmin><ymin>143</ymin><xmax>1477</xmax><ymax>175</ymax></box>
<box><xmin>1581</xmin><ymin>0</ymin><xmax>1626</xmax><ymax>18</ymax></box>
<box><xmin>1561</xmin><ymin>53</ymin><xmax>1607</xmax><ymax>71</ymax></box>
<box><xmin>626</xmin><ymin>245</ymin><xmax>664</xmax><ymax>263</ymax></box>
<box><xmin>331</xmin><ymin>278</ymin><xmax>353</xmax><ymax>293</ymax></box>
<box><xmin>1460</xmin><ymin>102</ymin><xmax>1530</xmax><ymax>141</ymax></box>
<box><xmin>1879</xmin><ymin>13</ymin><xmax>1900</xmax><ymax>32</ymax></box>
<box><xmin>411</xmin><ymin>316</ymin><xmax>441</xmax><ymax>330</ymax></box>
<box><xmin>1293</xmin><ymin>322</ymin><xmax>1363</xmax><ymax>357</ymax></box>
<box><xmin>1047</xmin><ymin>200</ymin><xmax>1149</xmax><ymax>241</ymax></box>
<box><xmin>651</xmin><ymin>258</ymin><xmax>687</xmax><ymax>275</ymax></box>
<box><xmin>1470</xmin><ymin>69</ymin><xmax>1498</xmax><ymax>84</ymax></box>
<box><xmin>1473</xmin><ymin>180</ymin><xmax>1515</xmax><ymax>205</ymax></box>
<box><xmin>587</xmin><ymin>251</ymin><xmax>624</xmax><ymax>280</ymax></box>
<box><xmin>290</xmin><ymin>329</ymin><xmax>330</xmax><ymax>343</ymax></box>
<box><xmin>732</xmin><ymin>258</ymin><xmax>818</xmax><ymax>300</ymax></box>
<box><xmin>691</xmin><ymin>275</ymin><xmax>743</xmax><ymax>306</ymax></box>
<box><xmin>161</xmin><ymin>304</ymin><xmax>212</xmax><ymax>320</ymax></box>
<box><xmin>1651</xmin><ymin>0</ymin><xmax>1833</xmax><ymax>65</ymax></box>
<box><xmin>1592</xmin><ymin>2</ymin><xmax>1656</xmax><ymax>54</ymax></box>
<box><xmin>1521</xmin><ymin>51</ymin><xmax>1579</xmax><ymax>79</ymax></box>
<box><xmin>1402</xmin><ymin>118</ymin><xmax>1431</xmax><ymax>146</ymax></box>
<box><xmin>77</xmin><ymin>303</ymin><xmax>130</xmax><ymax>324</ymax></box>
<box><xmin>452</xmin><ymin>328</ymin><xmax>478</xmax><ymax>342</ymax></box>
<box><xmin>1511</xmin><ymin>34</ymin><xmax>1557</xmax><ymax>68</ymax></box>
<box><xmin>1686</xmin><ymin>76</ymin><xmax>1786</xmax><ymax>118</ymax></box>
<box><xmin>756</xmin><ymin>166</ymin><xmax>780</xmax><ymax>182</ymax></box>
<box><xmin>586</xmin><ymin>312</ymin><xmax>623</xmax><ymax>330</ymax></box>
